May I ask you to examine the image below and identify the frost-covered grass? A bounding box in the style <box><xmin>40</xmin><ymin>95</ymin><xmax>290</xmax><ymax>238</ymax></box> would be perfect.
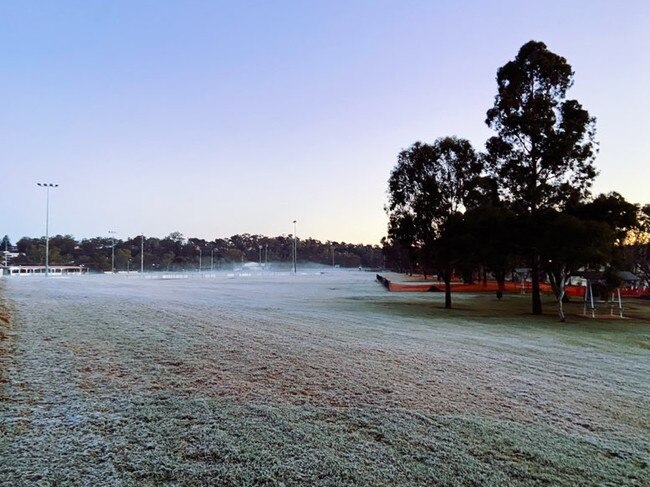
<box><xmin>3</xmin><ymin>396</ymin><xmax>647</xmax><ymax>486</ymax></box>
<box><xmin>1</xmin><ymin>271</ymin><xmax>649</xmax><ymax>485</ymax></box>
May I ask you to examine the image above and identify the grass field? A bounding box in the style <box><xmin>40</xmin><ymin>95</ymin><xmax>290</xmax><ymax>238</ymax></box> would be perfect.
<box><xmin>1</xmin><ymin>270</ymin><xmax>649</xmax><ymax>485</ymax></box>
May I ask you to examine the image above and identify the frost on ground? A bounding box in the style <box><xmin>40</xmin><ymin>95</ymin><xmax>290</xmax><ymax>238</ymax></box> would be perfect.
<box><xmin>1</xmin><ymin>271</ymin><xmax>649</xmax><ymax>486</ymax></box>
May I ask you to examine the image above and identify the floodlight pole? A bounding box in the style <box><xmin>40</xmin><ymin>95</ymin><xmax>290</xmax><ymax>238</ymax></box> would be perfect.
<box><xmin>140</xmin><ymin>234</ymin><xmax>144</xmax><ymax>273</ymax></box>
<box><xmin>37</xmin><ymin>183</ymin><xmax>58</xmax><ymax>276</ymax></box>
<box><xmin>265</xmin><ymin>244</ymin><xmax>268</xmax><ymax>267</ymax></box>
<box><xmin>259</xmin><ymin>245</ymin><xmax>262</xmax><ymax>266</ymax></box>
<box><xmin>211</xmin><ymin>248</ymin><xmax>215</xmax><ymax>271</ymax></box>
<box><xmin>108</xmin><ymin>230</ymin><xmax>117</xmax><ymax>273</ymax></box>
<box><xmin>292</xmin><ymin>220</ymin><xmax>297</xmax><ymax>273</ymax></box>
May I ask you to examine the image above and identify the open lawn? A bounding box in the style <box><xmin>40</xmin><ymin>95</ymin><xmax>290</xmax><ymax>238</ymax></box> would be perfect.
<box><xmin>1</xmin><ymin>270</ymin><xmax>649</xmax><ymax>486</ymax></box>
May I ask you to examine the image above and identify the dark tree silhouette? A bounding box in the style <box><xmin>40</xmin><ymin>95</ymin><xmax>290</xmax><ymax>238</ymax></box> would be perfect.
<box><xmin>486</xmin><ymin>40</ymin><xmax>598</xmax><ymax>314</ymax></box>
<box><xmin>387</xmin><ymin>137</ymin><xmax>483</xmax><ymax>308</ymax></box>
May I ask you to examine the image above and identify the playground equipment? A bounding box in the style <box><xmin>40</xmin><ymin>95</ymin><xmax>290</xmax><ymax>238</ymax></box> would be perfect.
<box><xmin>580</xmin><ymin>271</ymin><xmax>640</xmax><ymax>319</ymax></box>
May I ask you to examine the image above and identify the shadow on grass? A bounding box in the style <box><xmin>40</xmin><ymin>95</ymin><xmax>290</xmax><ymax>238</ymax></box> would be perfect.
<box><xmin>340</xmin><ymin>293</ymin><xmax>650</xmax><ymax>353</ymax></box>
<box><xmin>349</xmin><ymin>292</ymin><xmax>650</xmax><ymax>327</ymax></box>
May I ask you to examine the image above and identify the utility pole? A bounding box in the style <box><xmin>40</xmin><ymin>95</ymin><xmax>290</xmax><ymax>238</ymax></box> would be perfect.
<box><xmin>37</xmin><ymin>183</ymin><xmax>58</xmax><ymax>276</ymax></box>
<box><xmin>108</xmin><ymin>230</ymin><xmax>117</xmax><ymax>273</ymax></box>
<box><xmin>292</xmin><ymin>220</ymin><xmax>297</xmax><ymax>273</ymax></box>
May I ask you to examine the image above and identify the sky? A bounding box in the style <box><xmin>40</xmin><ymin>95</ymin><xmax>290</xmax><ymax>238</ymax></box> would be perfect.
<box><xmin>1</xmin><ymin>1</ymin><xmax>649</xmax><ymax>245</ymax></box>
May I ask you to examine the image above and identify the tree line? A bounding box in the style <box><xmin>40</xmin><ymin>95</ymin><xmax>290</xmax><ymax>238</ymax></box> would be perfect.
<box><xmin>383</xmin><ymin>40</ymin><xmax>649</xmax><ymax>320</ymax></box>
<box><xmin>3</xmin><ymin>232</ymin><xmax>383</xmax><ymax>271</ymax></box>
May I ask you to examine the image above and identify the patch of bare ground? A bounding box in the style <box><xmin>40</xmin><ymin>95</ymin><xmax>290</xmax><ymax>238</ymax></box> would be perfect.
<box><xmin>0</xmin><ymin>283</ymin><xmax>16</xmax><ymax>403</ymax></box>
<box><xmin>1</xmin><ymin>273</ymin><xmax>649</xmax><ymax>485</ymax></box>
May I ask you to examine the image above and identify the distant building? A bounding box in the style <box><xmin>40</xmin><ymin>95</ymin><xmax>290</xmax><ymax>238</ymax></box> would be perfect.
<box><xmin>2</xmin><ymin>250</ymin><xmax>19</xmax><ymax>266</ymax></box>
<box><xmin>1</xmin><ymin>265</ymin><xmax>85</xmax><ymax>276</ymax></box>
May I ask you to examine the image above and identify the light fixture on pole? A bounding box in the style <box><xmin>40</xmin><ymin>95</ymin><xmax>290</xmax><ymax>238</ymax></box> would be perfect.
<box><xmin>292</xmin><ymin>220</ymin><xmax>297</xmax><ymax>274</ymax></box>
<box><xmin>108</xmin><ymin>230</ymin><xmax>117</xmax><ymax>273</ymax></box>
<box><xmin>37</xmin><ymin>183</ymin><xmax>58</xmax><ymax>276</ymax></box>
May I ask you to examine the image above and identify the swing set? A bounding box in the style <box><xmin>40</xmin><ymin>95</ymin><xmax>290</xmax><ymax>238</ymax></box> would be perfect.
<box><xmin>580</xmin><ymin>271</ymin><xmax>640</xmax><ymax>319</ymax></box>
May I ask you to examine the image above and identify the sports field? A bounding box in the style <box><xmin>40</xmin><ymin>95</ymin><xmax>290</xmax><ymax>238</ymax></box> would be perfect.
<box><xmin>1</xmin><ymin>270</ymin><xmax>649</xmax><ymax>485</ymax></box>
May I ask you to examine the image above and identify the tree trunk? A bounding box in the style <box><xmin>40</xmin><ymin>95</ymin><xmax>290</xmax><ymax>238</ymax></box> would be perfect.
<box><xmin>531</xmin><ymin>255</ymin><xmax>542</xmax><ymax>315</ymax></box>
<box><xmin>557</xmin><ymin>288</ymin><xmax>566</xmax><ymax>322</ymax></box>
<box><xmin>497</xmin><ymin>277</ymin><xmax>505</xmax><ymax>293</ymax></box>
<box><xmin>444</xmin><ymin>279</ymin><xmax>452</xmax><ymax>309</ymax></box>
<box><xmin>443</xmin><ymin>266</ymin><xmax>453</xmax><ymax>309</ymax></box>
<box><xmin>549</xmin><ymin>268</ymin><xmax>567</xmax><ymax>322</ymax></box>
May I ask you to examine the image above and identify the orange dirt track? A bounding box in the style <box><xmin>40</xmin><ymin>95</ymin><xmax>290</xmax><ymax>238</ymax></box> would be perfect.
<box><xmin>377</xmin><ymin>274</ymin><xmax>643</xmax><ymax>298</ymax></box>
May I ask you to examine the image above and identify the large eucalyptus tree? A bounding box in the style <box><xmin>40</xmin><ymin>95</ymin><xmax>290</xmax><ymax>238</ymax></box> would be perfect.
<box><xmin>485</xmin><ymin>40</ymin><xmax>598</xmax><ymax>314</ymax></box>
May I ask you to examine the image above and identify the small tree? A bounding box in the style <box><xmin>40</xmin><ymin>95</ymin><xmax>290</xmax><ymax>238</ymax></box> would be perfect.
<box><xmin>538</xmin><ymin>211</ymin><xmax>613</xmax><ymax>321</ymax></box>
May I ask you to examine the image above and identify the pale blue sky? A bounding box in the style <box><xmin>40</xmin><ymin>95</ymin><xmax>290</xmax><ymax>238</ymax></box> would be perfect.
<box><xmin>2</xmin><ymin>1</ymin><xmax>648</xmax><ymax>245</ymax></box>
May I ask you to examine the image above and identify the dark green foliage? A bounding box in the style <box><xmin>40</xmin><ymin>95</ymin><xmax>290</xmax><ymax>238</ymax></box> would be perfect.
<box><xmin>386</xmin><ymin>212</ymin><xmax>420</xmax><ymax>275</ymax></box>
<box><xmin>485</xmin><ymin>41</ymin><xmax>598</xmax><ymax>214</ymax></box>
<box><xmin>539</xmin><ymin>212</ymin><xmax>613</xmax><ymax>284</ymax></box>
<box><xmin>536</xmin><ymin>211</ymin><xmax>614</xmax><ymax>320</ymax></box>
<box><xmin>386</xmin><ymin>137</ymin><xmax>484</xmax><ymax>308</ymax></box>
<box><xmin>382</xmin><ymin>41</ymin><xmax>644</xmax><ymax>317</ymax></box>
<box><xmin>388</xmin><ymin>138</ymin><xmax>483</xmax><ymax>235</ymax></box>
<box><xmin>603</xmin><ymin>266</ymin><xmax>624</xmax><ymax>294</ymax></box>
<box><xmin>7</xmin><ymin>233</ymin><xmax>384</xmax><ymax>271</ymax></box>
<box><xmin>568</xmin><ymin>192</ymin><xmax>639</xmax><ymax>243</ymax></box>
<box><xmin>485</xmin><ymin>40</ymin><xmax>599</xmax><ymax>314</ymax></box>
<box><xmin>13</xmin><ymin>237</ymin><xmax>45</xmax><ymax>265</ymax></box>
<box><xmin>625</xmin><ymin>204</ymin><xmax>650</xmax><ymax>287</ymax></box>
<box><xmin>462</xmin><ymin>205</ymin><xmax>518</xmax><ymax>289</ymax></box>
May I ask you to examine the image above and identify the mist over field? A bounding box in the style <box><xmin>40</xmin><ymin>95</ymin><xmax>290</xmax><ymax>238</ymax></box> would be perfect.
<box><xmin>1</xmin><ymin>270</ymin><xmax>649</xmax><ymax>485</ymax></box>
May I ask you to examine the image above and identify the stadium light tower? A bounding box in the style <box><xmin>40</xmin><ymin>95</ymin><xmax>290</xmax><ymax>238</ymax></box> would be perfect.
<box><xmin>37</xmin><ymin>183</ymin><xmax>58</xmax><ymax>277</ymax></box>
<box><xmin>108</xmin><ymin>230</ymin><xmax>117</xmax><ymax>273</ymax></box>
<box><xmin>292</xmin><ymin>220</ymin><xmax>297</xmax><ymax>273</ymax></box>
